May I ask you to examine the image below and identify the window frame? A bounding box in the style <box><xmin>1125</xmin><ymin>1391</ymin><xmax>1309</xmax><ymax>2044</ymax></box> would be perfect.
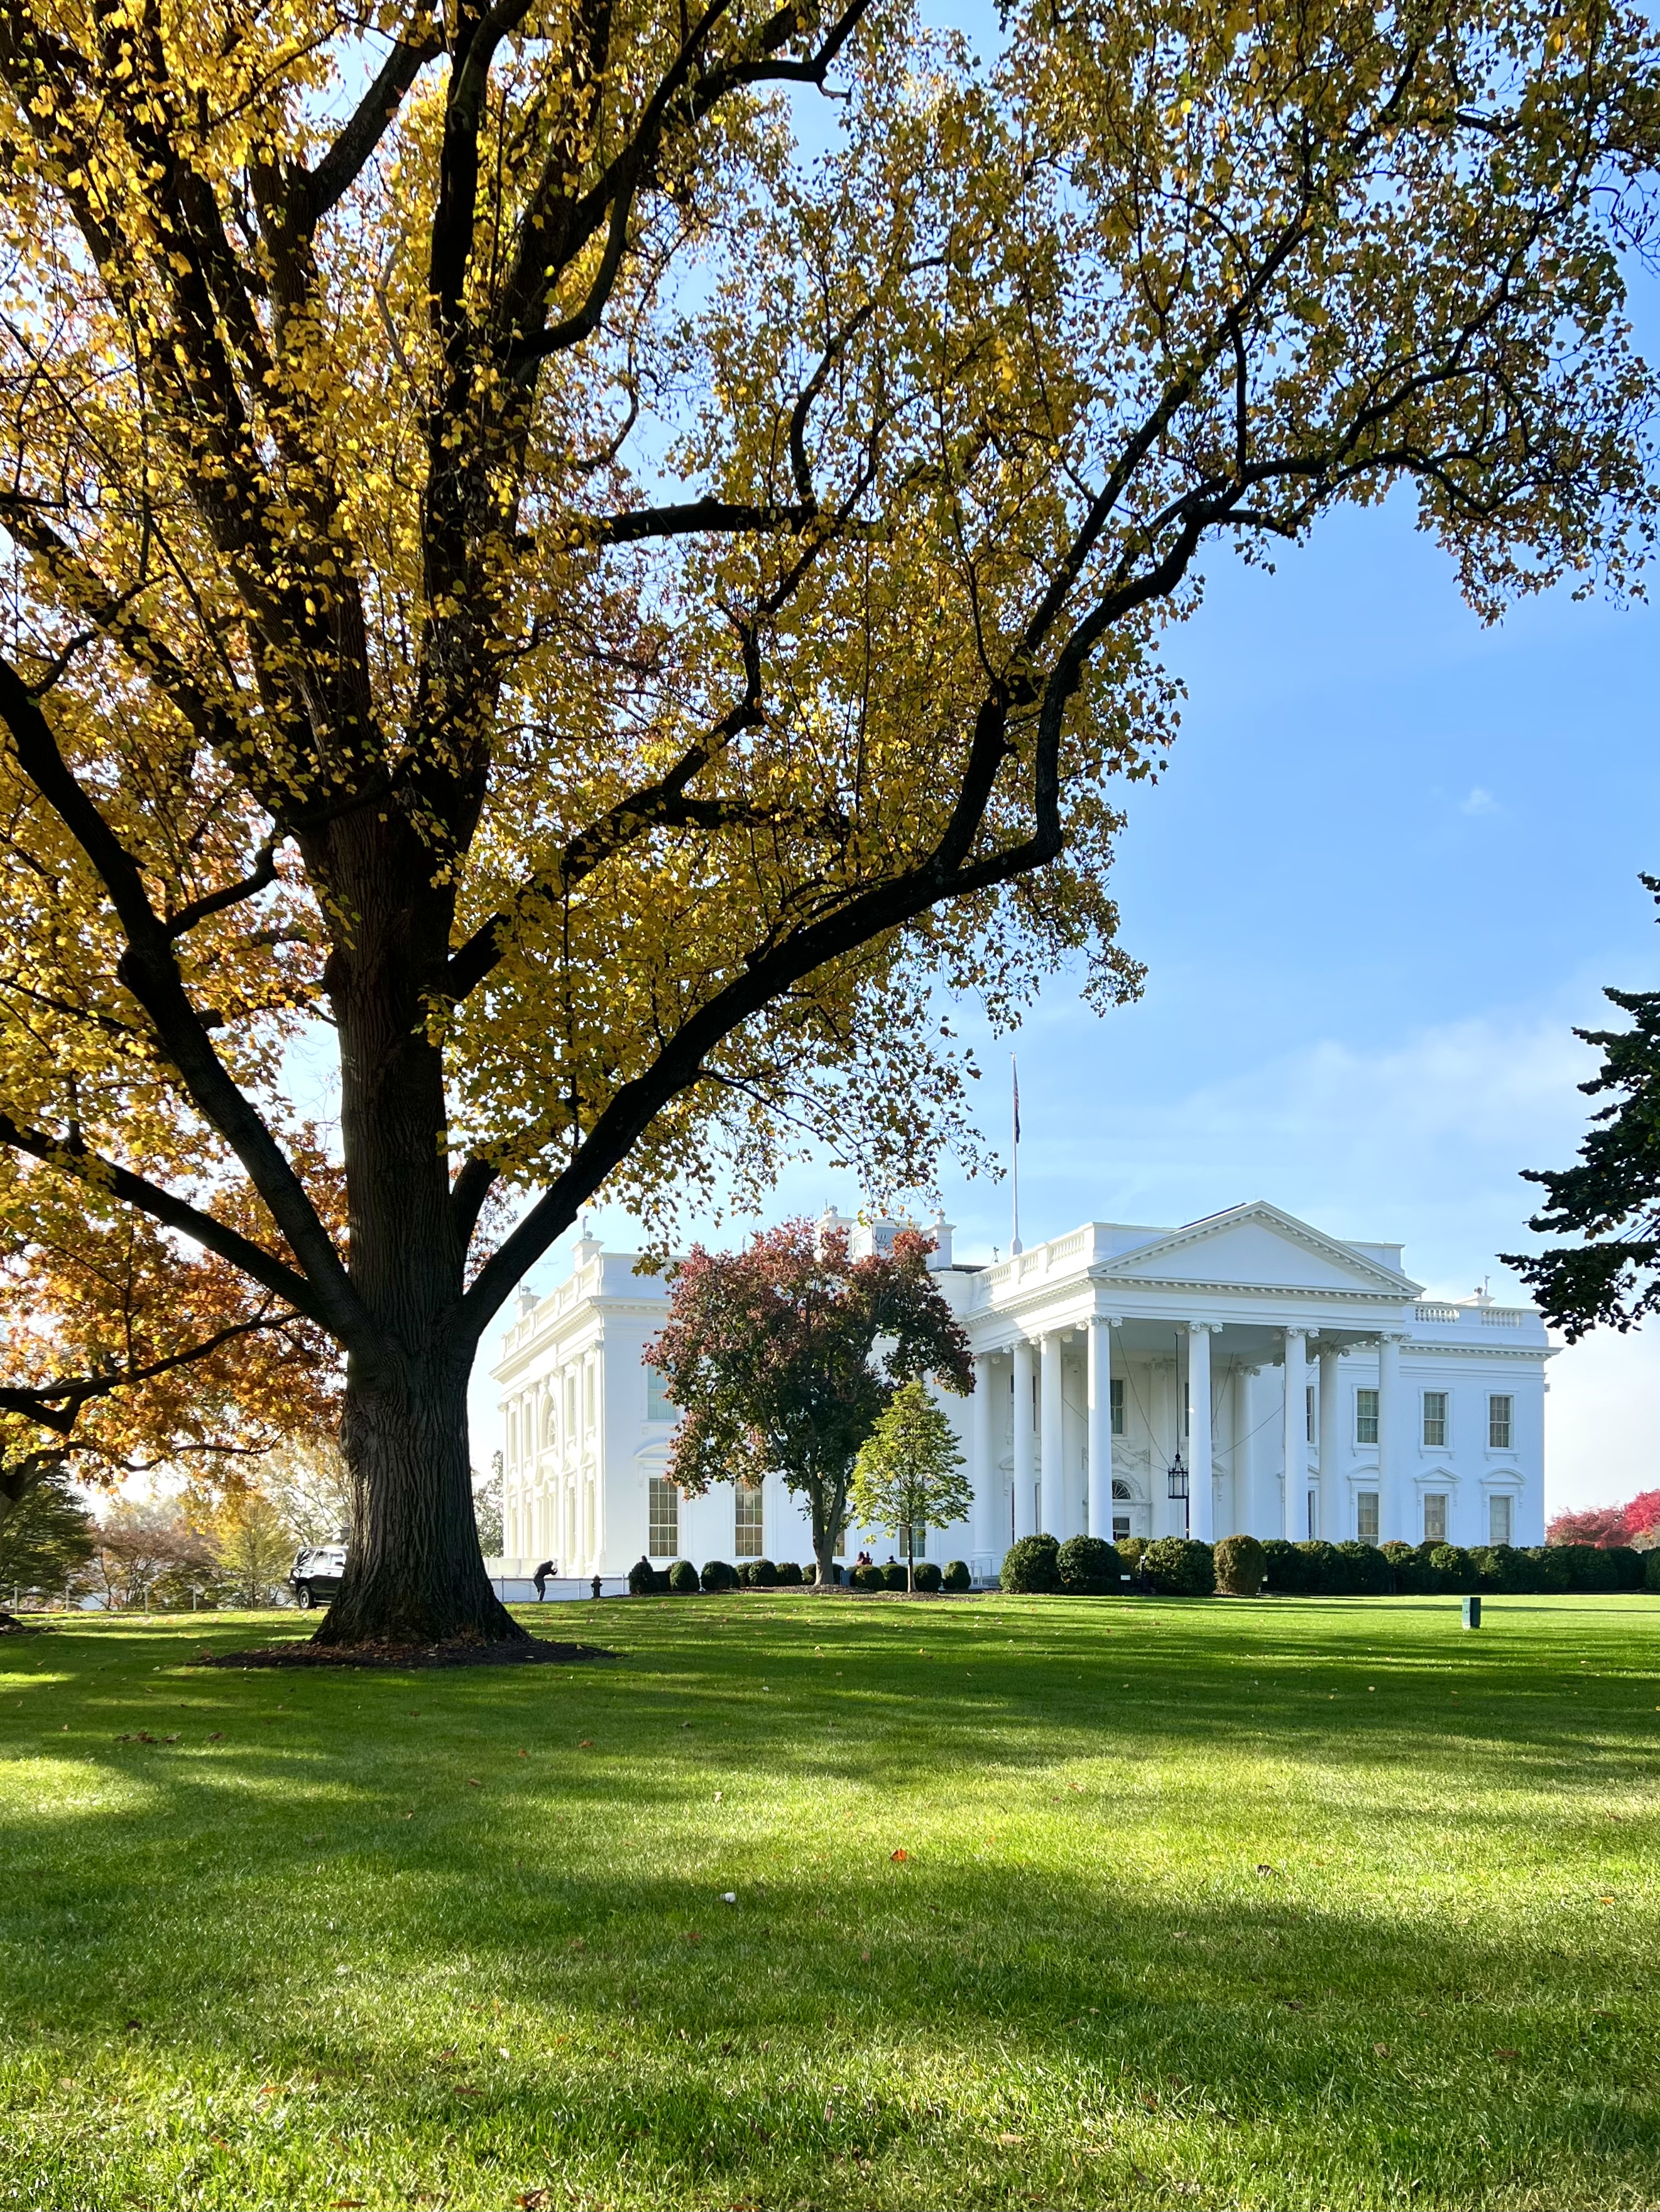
<box><xmin>734</xmin><ymin>1479</ymin><xmax>764</xmax><ymax>1559</ymax></box>
<box><xmin>1422</xmin><ymin>1491</ymin><xmax>1449</xmax><ymax>1544</ymax></box>
<box><xmin>1110</xmin><ymin>1376</ymin><xmax>1125</xmax><ymax>1436</ymax></box>
<box><xmin>1422</xmin><ymin>1390</ymin><xmax>1448</xmax><ymax>1449</ymax></box>
<box><xmin>1488</xmin><ymin>1393</ymin><xmax>1514</xmax><ymax>1450</ymax></box>
<box><xmin>1488</xmin><ymin>1492</ymin><xmax>1514</xmax><ymax>1546</ymax></box>
<box><xmin>647</xmin><ymin>1476</ymin><xmax>679</xmax><ymax>1559</ymax></box>
<box><xmin>1356</xmin><ymin>1490</ymin><xmax>1380</xmax><ymax>1542</ymax></box>
<box><xmin>1355</xmin><ymin>1388</ymin><xmax>1379</xmax><ymax>1446</ymax></box>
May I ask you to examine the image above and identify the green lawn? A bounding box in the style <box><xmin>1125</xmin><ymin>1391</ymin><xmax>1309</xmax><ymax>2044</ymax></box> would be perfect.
<box><xmin>2</xmin><ymin>1594</ymin><xmax>1658</xmax><ymax>2211</ymax></box>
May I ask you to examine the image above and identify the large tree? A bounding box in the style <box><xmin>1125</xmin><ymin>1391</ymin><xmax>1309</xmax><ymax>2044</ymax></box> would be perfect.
<box><xmin>1505</xmin><ymin>878</ymin><xmax>1660</xmax><ymax>1338</ymax></box>
<box><xmin>645</xmin><ymin>1220</ymin><xmax>971</xmax><ymax>1583</ymax></box>
<box><xmin>0</xmin><ymin>0</ymin><xmax>1651</xmax><ymax>1645</ymax></box>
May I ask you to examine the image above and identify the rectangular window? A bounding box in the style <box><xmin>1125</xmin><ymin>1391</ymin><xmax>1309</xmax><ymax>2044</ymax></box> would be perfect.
<box><xmin>1306</xmin><ymin>1384</ymin><xmax>1316</xmax><ymax>1444</ymax></box>
<box><xmin>648</xmin><ymin>1477</ymin><xmax>679</xmax><ymax>1558</ymax></box>
<box><xmin>645</xmin><ymin>1367</ymin><xmax>675</xmax><ymax>1421</ymax></box>
<box><xmin>1489</xmin><ymin>1394</ymin><xmax>1514</xmax><ymax>1449</ymax></box>
<box><xmin>734</xmin><ymin>1481</ymin><xmax>763</xmax><ymax>1558</ymax></box>
<box><xmin>1307</xmin><ymin>1487</ymin><xmax>1317</xmax><ymax>1539</ymax></box>
<box><xmin>1112</xmin><ymin>1513</ymin><xmax>1130</xmax><ymax>1543</ymax></box>
<box><xmin>1357</xmin><ymin>1490</ymin><xmax>1380</xmax><ymax>1542</ymax></box>
<box><xmin>1422</xmin><ymin>1392</ymin><xmax>1448</xmax><ymax>1448</ymax></box>
<box><xmin>903</xmin><ymin>1519</ymin><xmax>927</xmax><ymax>1561</ymax></box>
<box><xmin>1110</xmin><ymin>1377</ymin><xmax>1125</xmax><ymax>1436</ymax></box>
<box><xmin>1356</xmin><ymin>1389</ymin><xmax>1379</xmax><ymax>1446</ymax></box>
<box><xmin>1423</xmin><ymin>1492</ymin><xmax>1448</xmax><ymax>1544</ymax></box>
<box><xmin>1489</xmin><ymin>1493</ymin><xmax>1513</xmax><ymax>1546</ymax></box>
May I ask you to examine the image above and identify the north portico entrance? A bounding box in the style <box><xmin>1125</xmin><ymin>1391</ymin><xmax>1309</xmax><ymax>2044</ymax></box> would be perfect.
<box><xmin>942</xmin><ymin>1201</ymin><xmax>1548</xmax><ymax>1581</ymax></box>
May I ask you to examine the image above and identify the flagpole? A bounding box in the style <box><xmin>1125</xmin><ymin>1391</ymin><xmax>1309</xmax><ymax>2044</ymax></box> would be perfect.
<box><xmin>1010</xmin><ymin>1054</ymin><xmax>1023</xmax><ymax>1256</ymax></box>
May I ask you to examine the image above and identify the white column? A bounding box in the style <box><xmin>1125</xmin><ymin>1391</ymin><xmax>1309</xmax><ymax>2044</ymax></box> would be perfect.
<box><xmin>1186</xmin><ymin>1323</ymin><xmax>1215</xmax><ymax>1542</ymax></box>
<box><xmin>1282</xmin><ymin>1327</ymin><xmax>1308</xmax><ymax>1540</ymax></box>
<box><xmin>1039</xmin><ymin>1332</ymin><xmax>1064</xmax><ymax>1538</ymax></box>
<box><xmin>1377</xmin><ymin>1332</ymin><xmax>1403</xmax><ymax>1542</ymax></box>
<box><xmin>1317</xmin><ymin>1343</ymin><xmax>1343</xmax><ymax>1542</ymax></box>
<box><xmin>1231</xmin><ymin>1365</ymin><xmax>1253</xmax><ymax>1536</ymax></box>
<box><xmin>1012</xmin><ymin>1339</ymin><xmax>1036</xmax><ymax>1541</ymax></box>
<box><xmin>1087</xmin><ymin>1317</ymin><xmax>1112</xmax><ymax>1540</ymax></box>
<box><xmin>971</xmin><ymin>1353</ymin><xmax>995</xmax><ymax>1562</ymax></box>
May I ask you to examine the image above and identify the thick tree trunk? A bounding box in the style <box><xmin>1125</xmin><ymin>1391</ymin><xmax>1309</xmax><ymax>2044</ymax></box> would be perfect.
<box><xmin>317</xmin><ymin>1351</ymin><xmax>521</xmax><ymax>1645</ymax></box>
<box><xmin>305</xmin><ymin>811</ymin><xmax>525</xmax><ymax>1648</ymax></box>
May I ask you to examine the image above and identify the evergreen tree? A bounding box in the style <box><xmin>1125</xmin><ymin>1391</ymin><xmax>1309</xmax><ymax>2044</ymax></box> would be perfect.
<box><xmin>849</xmin><ymin>1380</ymin><xmax>973</xmax><ymax>1592</ymax></box>
<box><xmin>0</xmin><ymin>1469</ymin><xmax>94</xmax><ymax>1605</ymax></box>
<box><xmin>1505</xmin><ymin>879</ymin><xmax>1660</xmax><ymax>1338</ymax></box>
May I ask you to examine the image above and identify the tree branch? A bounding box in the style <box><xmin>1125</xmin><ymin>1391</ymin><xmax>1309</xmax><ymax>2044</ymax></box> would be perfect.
<box><xmin>165</xmin><ymin>843</ymin><xmax>279</xmax><ymax>938</ymax></box>
<box><xmin>305</xmin><ymin>20</ymin><xmax>445</xmax><ymax>221</ymax></box>
<box><xmin>0</xmin><ymin>1111</ymin><xmax>326</xmax><ymax>1322</ymax></box>
<box><xmin>0</xmin><ymin>1309</ymin><xmax>300</xmax><ymax>1431</ymax></box>
<box><xmin>0</xmin><ymin>660</ymin><xmax>369</xmax><ymax>1345</ymax></box>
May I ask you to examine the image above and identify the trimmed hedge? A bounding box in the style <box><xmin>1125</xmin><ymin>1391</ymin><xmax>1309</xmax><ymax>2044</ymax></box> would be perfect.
<box><xmin>1117</xmin><ymin>1535</ymin><xmax>1148</xmax><ymax>1576</ymax></box>
<box><xmin>882</xmin><ymin>1562</ymin><xmax>910</xmax><ymax>1591</ymax></box>
<box><xmin>912</xmin><ymin>1561</ymin><xmax>944</xmax><ymax>1593</ymax></box>
<box><xmin>743</xmin><ymin>1558</ymin><xmax>778</xmax><ymax>1588</ymax></box>
<box><xmin>851</xmin><ymin>1562</ymin><xmax>885</xmax><ymax>1592</ymax></box>
<box><xmin>942</xmin><ymin>1559</ymin><xmax>971</xmax><ymax>1592</ymax></box>
<box><xmin>1213</xmin><ymin>1533</ymin><xmax>1265</xmax><ymax>1597</ymax></box>
<box><xmin>1001</xmin><ymin>1533</ymin><xmax>1062</xmax><ymax>1594</ymax></box>
<box><xmin>1057</xmin><ymin>1534</ymin><xmax>1121</xmax><ymax>1594</ymax></box>
<box><xmin>668</xmin><ymin>1559</ymin><xmax>700</xmax><ymax>1594</ymax></box>
<box><xmin>699</xmin><ymin>1558</ymin><xmax>738</xmax><ymax>1592</ymax></box>
<box><xmin>1140</xmin><ymin>1536</ymin><xmax>1216</xmax><ymax>1597</ymax></box>
<box><xmin>1336</xmin><ymin>1539</ymin><xmax>1394</xmax><ymax>1594</ymax></box>
<box><xmin>1261</xmin><ymin>1538</ymin><xmax>1309</xmax><ymax>1593</ymax></box>
<box><xmin>775</xmin><ymin>1561</ymin><xmax>804</xmax><ymax>1586</ymax></box>
<box><xmin>1647</xmin><ymin>1550</ymin><xmax>1660</xmax><ymax>1594</ymax></box>
<box><xmin>626</xmin><ymin>1558</ymin><xmax>657</xmax><ymax>1596</ymax></box>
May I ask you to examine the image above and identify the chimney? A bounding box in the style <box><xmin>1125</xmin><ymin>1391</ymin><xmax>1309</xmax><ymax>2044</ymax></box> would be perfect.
<box><xmin>928</xmin><ymin>1210</ymin><xmax>954</xmax><ymax>1270</ymax></box>
<box><xmin>515</xmin><ymin>1283</ymin><xmax>540</xmax><ymax>1321</ymax></box>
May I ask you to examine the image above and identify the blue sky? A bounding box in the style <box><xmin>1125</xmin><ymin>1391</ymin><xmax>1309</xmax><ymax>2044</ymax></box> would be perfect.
<box><xmin>475</xmin><ymin>485</ymin><xmax>1659</xmax><ymax>1518</ymax></box>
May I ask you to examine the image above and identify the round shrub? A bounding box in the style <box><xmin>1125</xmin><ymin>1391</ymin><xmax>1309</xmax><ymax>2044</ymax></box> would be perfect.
<box><xmin>1057</xmin><ymin>1534</ymin><xmax>1122</xmax><ymax>1594</ymax></box>
<box><xmin>745</xmin><ymin>1558</ymin><xmax>779</xmax><ymax>1588</ymax></box>
<box><xmin>1429</xmin><ymin>1543</ymin><xmax>1477</xmax><ymax>1593</ymax></box>
<box><xmin>912</xmin><ymin>1561</ymin><xmax>944</xmax><ymax>1593</ymax></box>
<box><xmin>1556</xmin><ymin>1543</ymin><xmax>1619</xmax><ymax>1593</ymax></box>
<box><xmin>627</xmin><ymin>1558</ymin><xmax>658</xmax><ymax>1596</ymax></box>
<box><xmin>1001</xmin><ymin>1533</ymin><xmax>1062</xmax><ymax>1594</ymax></box>
<box><xmin>882</xmin><ymin>1561</ymin><xmax>910</xmax><ymax>1591</ymax></box>
<box><xmin>1609</xmin><ymin>1545</ymin><xmax>1646</xmax><ymax>1592</ymax></box>
<box><xmin>1531</xmin><ymin>1544</ymin><xmax>1573</xmax><ymax>1592</ymax></box>
<box><xmin>1261</xmin><ymin>1538</ymin><xmax>1309</xmax><ymax>1593</ymax></box>
<box><xmin>1299</xmin><ymin>1540</ymin><xmax>1345</xmax><ymax>1594</ymax></box>
<box><xmin>668</xmin><ymin>1558</ymin><xmax>700</xmax><ymax>1593</ymax></box>
<box><xmin>1379</xmin><ymin>1540</ymin><xmax>1421</xmax><ymax>1593</ymax></box>
<box><xmin>1646</xmin><ymin>1550</ymin><xmax>1660</xmax><ymax>1593</ymax></box>
<box><xmin>1140</xmin><ymin>1536</ymin><xmax>1215</xmax><ymax>1597</ymax></box>
<box><xmin>942</xmin><ymin>1559</ymin><xmax>971</xmax><ymax>1593</ymax></box>
<box><xmin>1213</xmin><ymin>1533</ymin><xmax>1266</xmax><ymax>1597</ymax></box>
<box><xmin>699</xmin><ymin>1558</ymin><xmax>738</xmax><ymax>1592</ymax></box>
<box><xmin>775</xmin><ymin>1561</ymin><xmax>804</xmax><ymax>1587</ymax></box>
<box><xmin>1336</xmin><ymin>1539</ymin><xmax>1394</xmax><ymax>1594</ymax></box>
<box><xmin>1117</xmin><ymin>1535</ymin><xmax>1148</xmax><ymax>1577</ymax></box>
<box><xmin>851</xmin><ymin>1562</ymin><xmax>885</xmax><ymax>1592</ymax></box>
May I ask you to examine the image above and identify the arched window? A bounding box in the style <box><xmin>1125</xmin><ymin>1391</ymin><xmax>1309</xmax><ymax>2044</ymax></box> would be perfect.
<box><xmin>1111</xmin><ymin>1478</ymin><xmax>1132</xmax><ymax>1501</ymax></box>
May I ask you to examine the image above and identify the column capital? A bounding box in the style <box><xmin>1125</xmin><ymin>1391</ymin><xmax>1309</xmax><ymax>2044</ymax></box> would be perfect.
<box><xmin>1184</xmin><ymin>1319</ymin><xmax>1224</xmax><ymax>1336</ymax></box>
<box><xmin>1096</xmin><ymin>1311</ymin><xmax>1123</xmax><ymax>1328</ymax></box>
<box><xmin>1283</xmin><ymin>1324</ymin><xmax>1309</xmax><ymax>1342</ymax></box>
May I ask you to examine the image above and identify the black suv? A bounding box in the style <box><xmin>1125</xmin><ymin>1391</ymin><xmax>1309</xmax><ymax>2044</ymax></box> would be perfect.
<box><xmin>289</xmin><ymin>1545</ymin><xmax>346</xmax><ymax>1610</ymax></box>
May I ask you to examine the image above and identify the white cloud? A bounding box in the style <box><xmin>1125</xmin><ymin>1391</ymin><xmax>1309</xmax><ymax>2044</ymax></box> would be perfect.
<box><xmin>1460</xmin><ymin>785</ymin><xmax>1499</xmax><ymax>816</ymax></box>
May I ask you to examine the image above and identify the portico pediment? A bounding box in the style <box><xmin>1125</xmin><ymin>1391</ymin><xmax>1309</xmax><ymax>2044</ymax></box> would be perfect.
<box><xmin>1095</xmin><ymin>1202</ymin><xmax>1422</xmax><ymax>1299</ymax></box>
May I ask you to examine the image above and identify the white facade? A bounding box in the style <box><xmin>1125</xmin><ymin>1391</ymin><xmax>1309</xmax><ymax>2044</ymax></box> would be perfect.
<box><xmin>491</xmin><ymin>1202</ymin><xmax>1549</xmax><ymax>1579</ymax></box>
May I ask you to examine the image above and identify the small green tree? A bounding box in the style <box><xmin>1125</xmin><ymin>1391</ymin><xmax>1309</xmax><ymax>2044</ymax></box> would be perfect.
<box><xmin>0</xmin><ymin>1468</ymin><xmax>94</xmax><ymax>1607</ymax></box>
<box><xmin>849</xmin><ymin>1382</ymin><xmax>973</xmax><ymax>1594</ymax></box>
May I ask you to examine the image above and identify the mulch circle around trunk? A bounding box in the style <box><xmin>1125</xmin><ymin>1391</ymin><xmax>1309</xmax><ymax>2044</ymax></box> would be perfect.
<box><xmin>194</xmin><ymin>1637</ymin><xmax>619</xmax><ymax>1671</ymax></box>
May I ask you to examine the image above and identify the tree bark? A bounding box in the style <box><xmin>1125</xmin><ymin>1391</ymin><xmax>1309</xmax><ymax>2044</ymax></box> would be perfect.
<box><xmin>317</xmin><ymin>1349</ymin><xmax>520</xmax><ymax>1645</ymax></box>
<box><xmin>307</xmin><ymin>815</ymin><xmax>525</xmax><ymax>1648</ymax></box>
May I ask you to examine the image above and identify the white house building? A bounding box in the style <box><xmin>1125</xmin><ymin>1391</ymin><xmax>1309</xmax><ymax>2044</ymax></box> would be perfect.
<box><xmin>491</xmin><ymin>1201</ymin><xmax>1549</xmax><ymax>1583</ymax></box>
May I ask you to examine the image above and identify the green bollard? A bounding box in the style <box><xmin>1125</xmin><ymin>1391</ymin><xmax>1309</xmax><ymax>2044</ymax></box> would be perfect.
<box><xmin>1462</xmin><ymin>1593</ymin><xmax>1482</xmax><ymax>1630</ymax></box>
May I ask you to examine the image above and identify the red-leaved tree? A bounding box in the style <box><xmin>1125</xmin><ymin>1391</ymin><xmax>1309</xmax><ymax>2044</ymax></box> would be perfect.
<box><xmin>645</xmin><ymin>1222</ymin><xmax>971</xmax><ymax>1585</ymax></box>
<box><xmin>1546</xmin><ymin>1501</ymin><xmax>1646</xmax><ymax>1547</ymax></box>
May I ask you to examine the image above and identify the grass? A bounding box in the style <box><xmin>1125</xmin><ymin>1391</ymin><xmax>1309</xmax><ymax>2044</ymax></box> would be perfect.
<box><xmin>2</xmin><ymin>1594</ymin><xmax>1658</xmax><ymax>2211</ymax></box>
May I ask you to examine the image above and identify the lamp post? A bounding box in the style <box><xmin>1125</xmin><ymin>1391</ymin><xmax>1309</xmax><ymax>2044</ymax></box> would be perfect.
<box><xmin>1167</xmin><ymin>1453</ymin><xmax>1189</xmax><ymax>1537</ymax></box>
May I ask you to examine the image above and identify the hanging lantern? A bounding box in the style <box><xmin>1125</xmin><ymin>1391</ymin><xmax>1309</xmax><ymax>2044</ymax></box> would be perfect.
<box><xmin>1167</xmin><ymin>1454</ymin><xmax>1189</xmax><ymax>1501</ymax></box>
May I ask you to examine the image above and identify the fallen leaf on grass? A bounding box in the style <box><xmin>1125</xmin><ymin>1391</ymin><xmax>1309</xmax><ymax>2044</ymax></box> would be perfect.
<box><xmin>517</xmin><ymin>2193</ymin><xmax>550</xmax><ymax>2209</ymax></box>
<box><xmin>682</xmin><ymin>1931</ymin><xmax>702</xmax><ymax>1944</ymax></box>
<box><xmin>1373</xmin><ymin>2043</ymin><xmax>1389</xmax><ymax>2056</ymax></box>
<box><xmin>207</xmin><ymin>1731</ymin><xmax>224</xmax><ymax>1742</ymax></box>
<box><xmin>466</xmin><ymin>1778</ymin><xmax>483</xmax><ymax>1789</ymax></box>
<box><xmin>1254</xmin><ymin>1863</ymin><xmax>1277</xmax><ymax>1877</ymax></box>
<box><xmin>890</xmin><ymin>1848</ymin><xmax>909</xmax><ymax>1863</ymax></box>
<box><xmin>578</xmin><ymin>1738</ymin><xmax>594</xmax><ymax>1748</ymax></box>
<box><xmin>1494</xmin><ymin>2048</ymin><xmax>1522</xmax><ymax>2059</ymax></box>
<box><xmin>995</xmin><ymin>2132</ymin><xmax>1025</xmax><ymax>2145</ymax></box>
